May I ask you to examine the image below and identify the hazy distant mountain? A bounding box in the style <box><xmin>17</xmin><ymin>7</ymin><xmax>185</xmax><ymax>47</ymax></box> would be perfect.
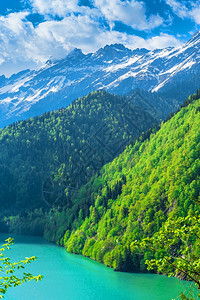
<box><xmin>1</xmin><ymin>31</ymin><xmax>200</xmax><ymax>127</ymax></box>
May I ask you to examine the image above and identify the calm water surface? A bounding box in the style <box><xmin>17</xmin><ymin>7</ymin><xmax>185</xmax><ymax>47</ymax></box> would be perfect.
<box><xmin>0</xmin><ymin>234</ymin><xmax>190</xmax><ymax>300</ymax></box>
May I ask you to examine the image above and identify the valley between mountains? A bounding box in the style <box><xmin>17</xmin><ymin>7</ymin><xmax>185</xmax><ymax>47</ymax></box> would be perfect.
<box><xmin>0</xmin><ymin>88</ymin><xmax>200</xmax><ymax>276</ymax></box>
<box><xmin>0</xmin><ymin>31</ymin><xmax>200</xmax><ymax>299</ymax></box>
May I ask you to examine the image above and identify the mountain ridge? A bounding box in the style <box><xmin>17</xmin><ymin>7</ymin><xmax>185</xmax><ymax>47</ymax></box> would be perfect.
<box><xmin>1</xmin><ymin>31</ymin><xmax>200</xmax><ymax>127</ymax></box>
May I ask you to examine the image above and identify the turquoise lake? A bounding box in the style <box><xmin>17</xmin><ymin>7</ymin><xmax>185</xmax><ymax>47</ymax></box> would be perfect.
<box><xmin>0</xmin><ymin>234</ymin><xmax>191</xmax><ymax>300</ymax></box>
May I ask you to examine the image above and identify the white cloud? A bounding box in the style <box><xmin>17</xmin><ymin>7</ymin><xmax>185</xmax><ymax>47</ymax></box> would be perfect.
<box><xmin>0</xmin><ymin>5</ymin><xmax>181</xmax><ymax>76</ymax></box>
<box><xmin>29</xmin><ymin>0</ymin><xmax>95</xmax><ymax>17</ymax></box>
<box><xmin>0</xmin><ymin>12</ymin><xmax>29</xmax><ymax>35</ymax></box>
<box><xmin>135</xmin><ymin>33</ymin><xmax>181</xmax><ymax>49</ymax></box>
<box><xmin>190</xmin><ymin>7</ymin><xmax>200</xmax><ymax>24</ymax></box>
<box><xmin>93</xmin><ymin>0</ymin><xmax>163</xmax><ymax>30</ymax></box>
<box><xmin>165</xmin><ymin>0</ymin><xmax>188</xmax><ymax>18</ymax></box>
<box><xmin>165</xmin><ymin>0</ymin><xmax>200</xmax><ymax>24</ymax></box>
<box><xmin>29</xmin><ymin>0</ymin><xmax>77</xmax><ymax>16</ymax></box>
<box><xmin>0</xmin><ymin>12</ymin><xmax>30</xmax><ymax>63</ymax></box>
<box><xmin>29</xmin><ymin>0</ymin><xmax>163</xmax><ymax>30</ymax></box>
<box><xmin>33</xmin><ymin>18</ymin><xmax>180</xmax><ymax>54</ymax></box>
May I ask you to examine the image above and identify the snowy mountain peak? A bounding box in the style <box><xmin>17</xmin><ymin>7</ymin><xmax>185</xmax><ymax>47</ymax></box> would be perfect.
<box><xmin>45</xmin><ymin>59</ymin><xmax>55</xmax><ymax>66</ymax></box>
<box><xmin>1</xmin><ymin>31</ymin><xmax>200</xmax><ymax>127</ymax></box>
<box><xmin>104</xmin><ymin>43</ymin><xmax>129</xmax><ymax>51</ymax></box>
<box><xmin>95</xmin><ymin>43</ymin><xmax>132</xmax><ymax>59</ymax></box>
<box><xmin>67</xmin><ymin>48</ymin><xmax>85</xmax><ymax>59</ymax></box>
<box><xmin>132</xmin><ymin>48</ymin><xmax>150</xmax><ymax>55</ymax></box>
<box><xmin>187</xmin><ymin>30</ymin><xmax>200</xmax><ymax>45</ymax></box>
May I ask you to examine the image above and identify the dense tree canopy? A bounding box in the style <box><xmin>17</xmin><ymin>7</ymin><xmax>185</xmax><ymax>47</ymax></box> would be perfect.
<box><xmin>52</xmin><ymin>93</ymin><xmax>200</xmax><ymax>275</ymax></box>
<box><xmin>0</xmin><ymin>90</ymin><xmax>156</xmax><ymax>213</ymax></box>
<box><xmin>1</xmin><ymin>88</ymin><xmax>200</xmax><ymax>298</ymax></box>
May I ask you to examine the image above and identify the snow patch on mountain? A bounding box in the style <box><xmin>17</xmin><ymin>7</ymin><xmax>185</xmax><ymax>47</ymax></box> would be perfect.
<box><xmin>1</xmin><ymin>33</ymin><xmax>200</xmax><ymax>127</ymax></box>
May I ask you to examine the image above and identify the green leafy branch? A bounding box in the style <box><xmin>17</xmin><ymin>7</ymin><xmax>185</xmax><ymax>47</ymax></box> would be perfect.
<box><xmin>133</xmin><ymin>214</ymin><xmax>200</xmax><ymax>299</ymax></box>
<box><xmin>0</xmin><ymin>238</ymin><xmax>43</xmax><ymax>298</ymax></box>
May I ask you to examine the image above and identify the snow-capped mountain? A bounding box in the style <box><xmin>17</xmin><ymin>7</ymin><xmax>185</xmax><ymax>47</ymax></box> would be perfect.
<box><xmin>1</xmin><ymin>31</ymin><xmax>200</xmax><ymax>127</ymax></box>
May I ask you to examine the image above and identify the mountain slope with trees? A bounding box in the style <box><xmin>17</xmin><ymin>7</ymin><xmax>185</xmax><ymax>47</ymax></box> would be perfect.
<box><xmin>54</xmin><ymin>92</ymin><xmax>200</xmax><ymax>273</ymax></box>
<box><xmin>0</xmin><ymin>90</ymin><xmax>160</xmax><ymax>233</ymax></box>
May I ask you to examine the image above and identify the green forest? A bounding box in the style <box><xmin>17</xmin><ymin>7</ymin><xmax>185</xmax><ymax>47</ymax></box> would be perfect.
<box><xmin>0</xmin><ymin>89</ymin><xmax>166</xmax><ymax>234</ymax></box>
<box><xmin>0</xmin><ymin>88</ymin><xmax>200</xmax><ymax>292</ymax></box>
<box><xmin>48</xmin><ymin>92</ymin><xmax>200</xmax><ymax>275</ymax></box>
<box><xmin>0</xmin><ymin>90</ymin><xmax>157</xmax><ymax>211</ymax></box>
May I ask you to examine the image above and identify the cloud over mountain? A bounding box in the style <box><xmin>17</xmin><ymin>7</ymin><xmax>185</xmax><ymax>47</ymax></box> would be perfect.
<box><xmin>0</xmin><ymin>0</ymin><xmax>198</xmax><ymax>76</ymax></box>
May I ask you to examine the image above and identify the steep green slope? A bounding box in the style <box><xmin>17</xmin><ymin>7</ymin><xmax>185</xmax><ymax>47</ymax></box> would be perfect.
<box><xmin>0</xmin><ymin>90</ymin><xmax>157</xmax><ymax>223</ymax></box>
<box><xmin>57</xmin><ymin>94</ymin><xmax>200</xmax><ymax>271</ymax></box>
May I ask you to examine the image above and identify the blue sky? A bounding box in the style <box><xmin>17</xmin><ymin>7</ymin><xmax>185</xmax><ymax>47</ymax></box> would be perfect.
<box><xmin>0</xmin><ymin>0</ymin><xmax>200</xmax><ymax>76</ymax></box>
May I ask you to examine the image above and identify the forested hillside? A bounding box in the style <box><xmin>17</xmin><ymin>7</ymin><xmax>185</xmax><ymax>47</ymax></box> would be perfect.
<box><xmin>0</xmin><ymin>90</ymin><xmax>158</xmax><ymax>225</ymax></box>
<box><xmin>51</xmin><ymin>93</ymin><xmax>200</xmax><ymax>272</ymax></box>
